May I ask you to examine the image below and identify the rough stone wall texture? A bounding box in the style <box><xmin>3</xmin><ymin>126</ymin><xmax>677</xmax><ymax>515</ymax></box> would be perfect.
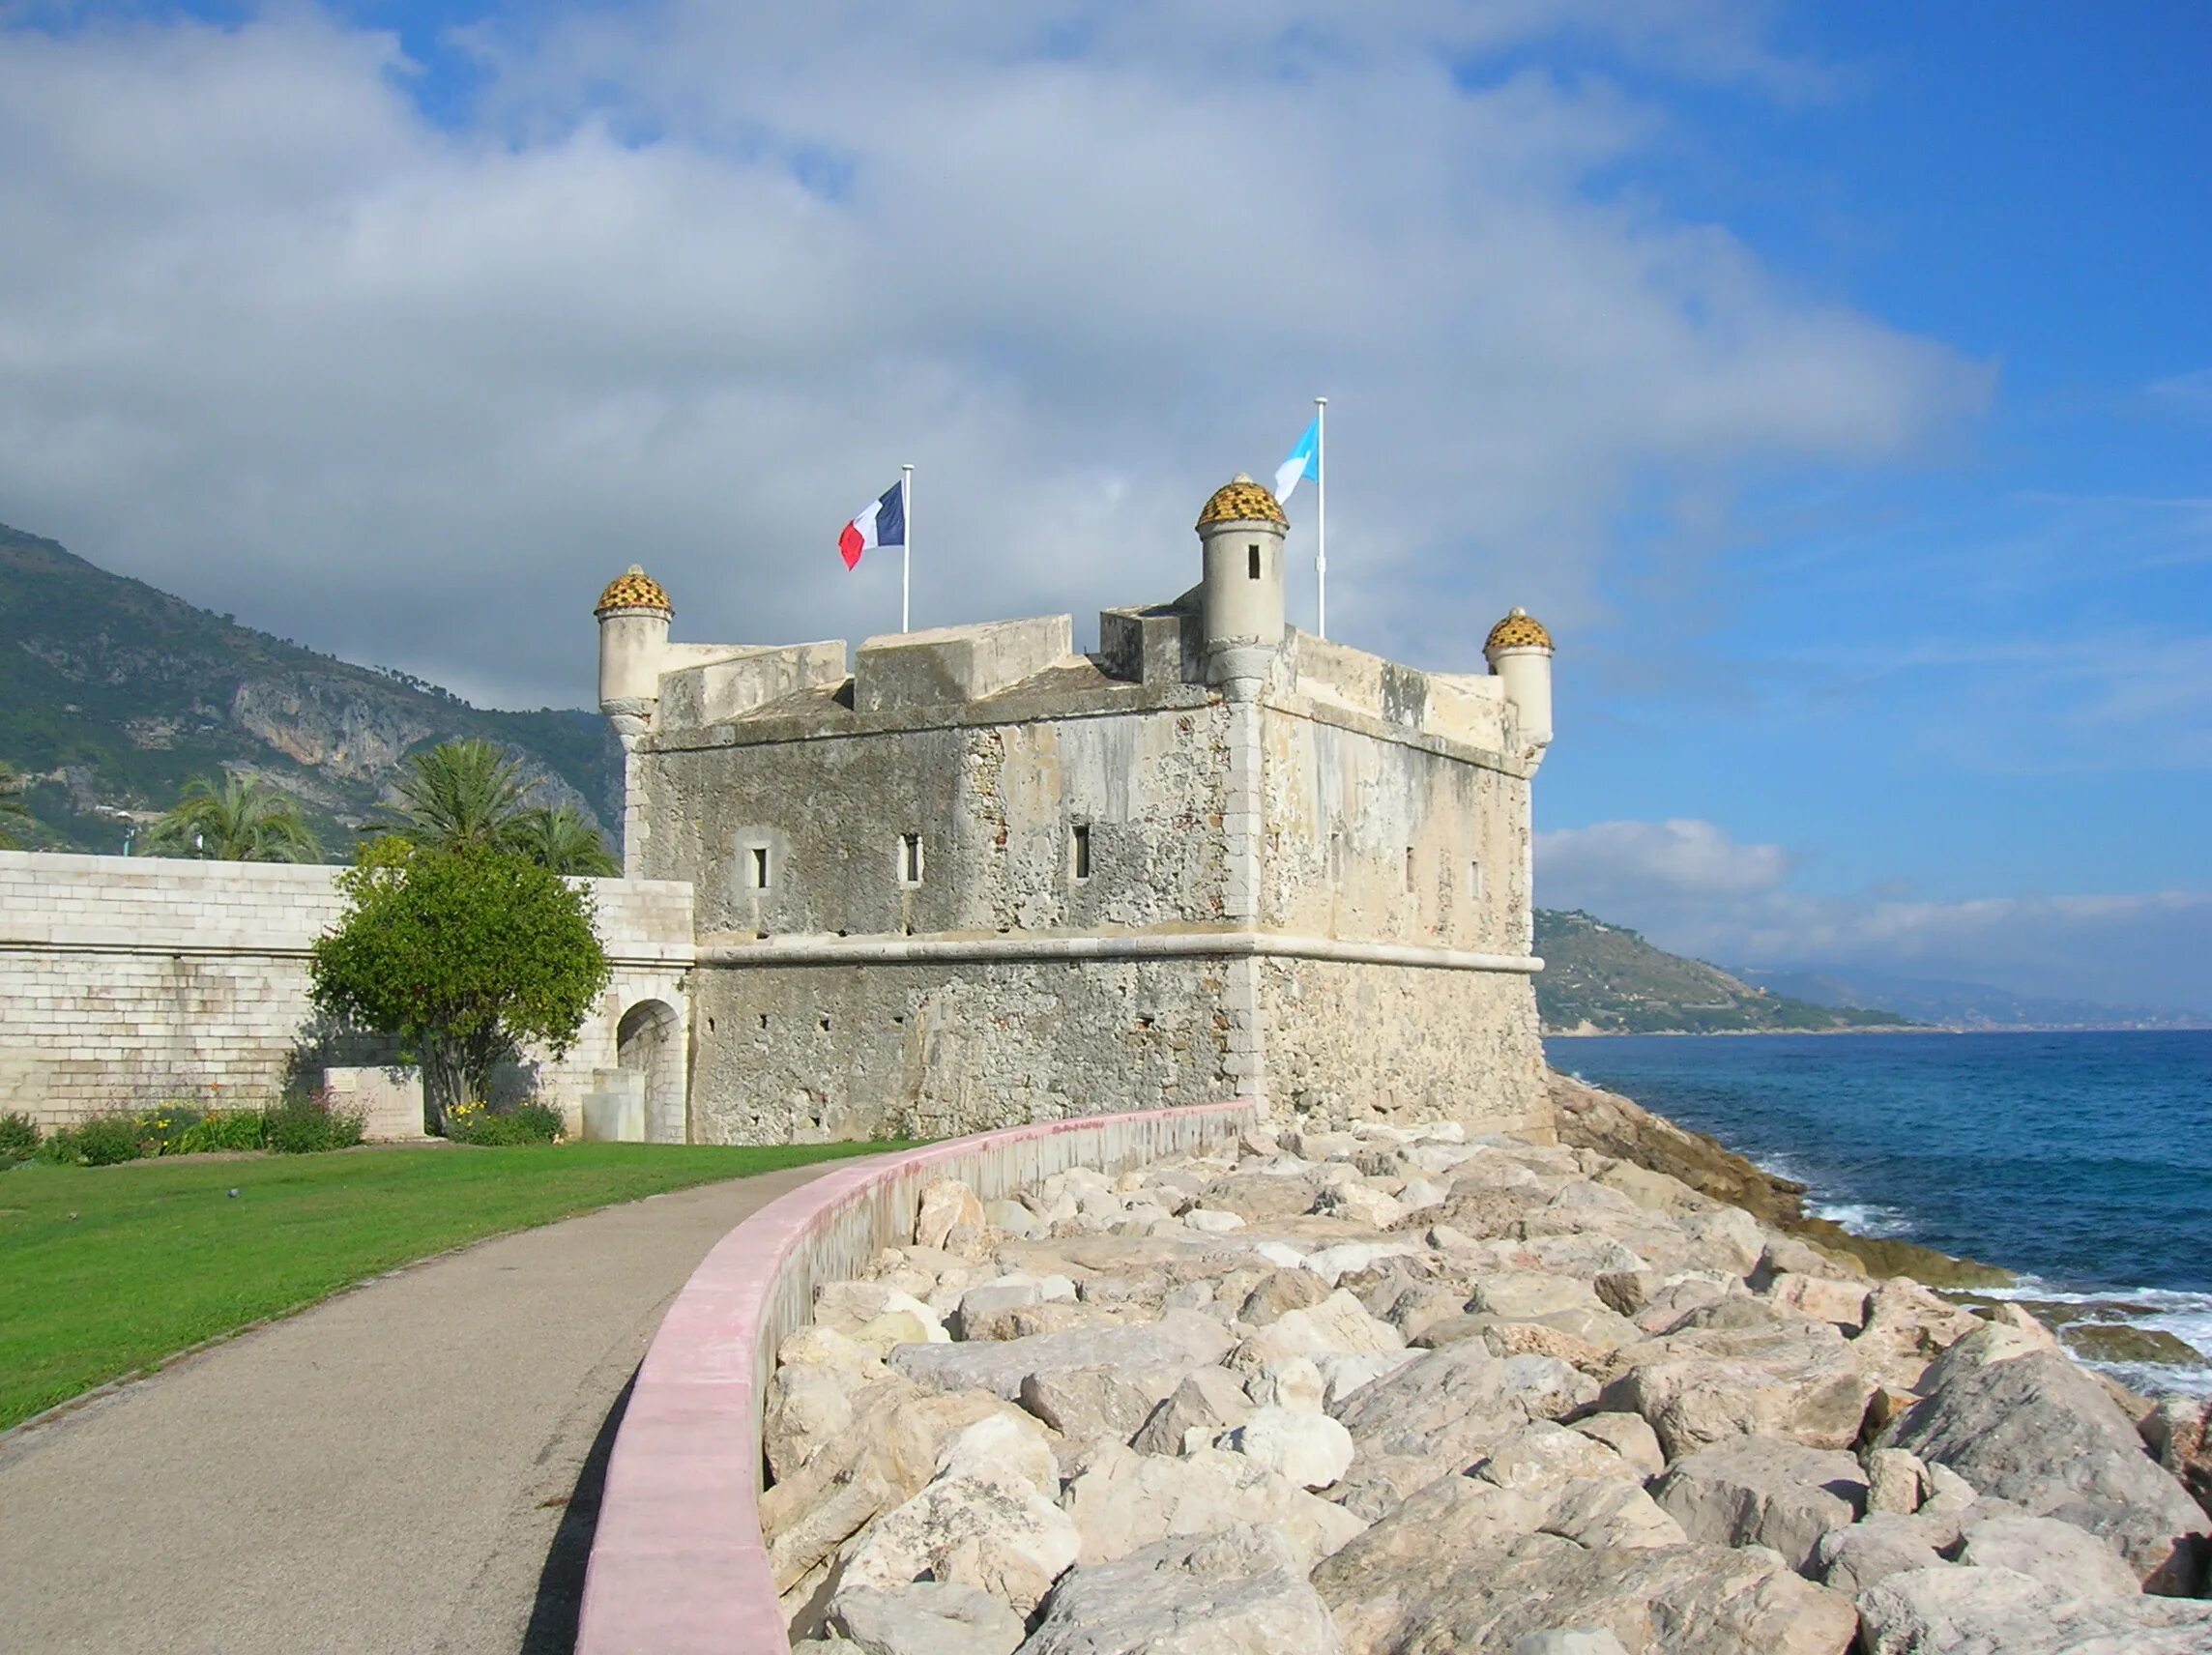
<box><xmin>686</xmin><ymin>957</ymin><xmax>1237</xmax><ymax>1146</ymax></box>
<box><xmin>641</xmin><ymin>699</ymin><xmax>1232</xmax><ymax>938</ymax></box>
<box><xmin>1258</xmin><ymin>958</ymin><xmax>1548</xmax><ymax>1136</ymax></box>
<box><xmin>0</xmin><ymin>851</ymin><xmax>694</xmax><ymax>1131</ymax></box>
<box><xmin>1258</xmin><ymin>701</ymin><xmax>1532</xmax><ymax>954</ymax></box>
<box><xmin>634</xmin><ymin>620</ymin><xmax>1550</xmax><ymax>1144</ymax></box>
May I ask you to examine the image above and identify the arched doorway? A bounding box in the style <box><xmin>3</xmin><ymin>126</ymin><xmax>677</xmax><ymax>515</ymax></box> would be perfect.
<box><xmin>616</xmin><ymin>1000</ymin><xmax>685</xmax><ymax>1144</ymax></box>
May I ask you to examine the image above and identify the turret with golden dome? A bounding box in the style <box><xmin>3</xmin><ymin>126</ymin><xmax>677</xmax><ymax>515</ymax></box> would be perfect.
<box><xmin>1484</xmin><ymin>607</ymin><xmax>1551</xmax><ymax>653</ymax></box>
<box><xmin>596</xmin><ymin>565</ymin><xmax>675</xmax><ymax>745</ymax></box>
<box><xmin>1195</xmin><ymin>475</ymin><xmax>1288</xmax><ymax>696</ymax></box>
<box><xmin>1483</xmin><ymin>606</ymin><xmax>1554</xmax><ymax>751</ymax></box>
<box><xmin>1196</xmin><ymin>475</ymin><xmax>1290</xmax><ymax>532</ymax></box>
<box><xmin>596</xmin><ymin>565</ymin><xmax>674</xmax><ymax>618</ymax></box>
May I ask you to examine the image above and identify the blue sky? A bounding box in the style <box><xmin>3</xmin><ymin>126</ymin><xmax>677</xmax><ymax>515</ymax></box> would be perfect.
<box><xmin>1</xmin><ymin>2</ymin><xmax>2206</xmax><ymax>1007</ymax></box>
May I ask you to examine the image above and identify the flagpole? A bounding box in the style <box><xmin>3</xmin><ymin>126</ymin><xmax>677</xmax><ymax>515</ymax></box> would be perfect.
<box><xmin>1315</xmin><ymin>396</ymin><xmax>1327</xmax><ymax>638</ymax></box>
<box><xmin>901</xmin><ymin>463</ymin><xmax>914</xmax><ymax>634</ymax></box>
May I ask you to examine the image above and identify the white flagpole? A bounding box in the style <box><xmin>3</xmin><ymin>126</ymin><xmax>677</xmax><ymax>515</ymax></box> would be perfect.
<box><xmin>901</xmin><ymin>463</ymin><xmax>914</xmax><ymax>634</ymax></box>
<box><xmin>1315</xmin><ymin>396</ymin><xmax>1328</xmax><ymax>638</ymax></box>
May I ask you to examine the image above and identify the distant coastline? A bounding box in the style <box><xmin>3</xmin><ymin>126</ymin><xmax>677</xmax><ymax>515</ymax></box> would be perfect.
<box><xmin>1547</xmin><ymin>1023</ymin><xmax>2210</xmax><ymax>1038</ymax></box>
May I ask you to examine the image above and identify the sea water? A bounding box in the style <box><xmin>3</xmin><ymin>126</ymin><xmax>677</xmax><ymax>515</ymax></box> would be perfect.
<box><xmin>1545</xmin><ymin>1029</ymin><xmax>2212</xmax><ymax>1397</ymax></box>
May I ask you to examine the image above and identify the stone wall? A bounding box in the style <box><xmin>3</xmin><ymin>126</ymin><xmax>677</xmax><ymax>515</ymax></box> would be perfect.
<box><xmin>685</xmin><ymin>953</ymin><xmax>1238</xmax><ymax>1145</ymax></box>
<box><xmin>1257</xmin><ymin>957</ymin><xmax>1549</xmax><ymax>1136</ymax></box>
<box><xmin>629</xmin><ymin>616</ymin><xmax>1552</xmax><ymax>1143</ymax></box>
<box><xmin>0</xmin><ymin>850</ymin><xmax>695</xmax><ymax>1132</ymax></box>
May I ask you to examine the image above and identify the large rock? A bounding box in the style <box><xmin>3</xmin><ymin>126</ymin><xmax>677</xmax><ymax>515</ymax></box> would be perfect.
<box><xmin>1809</xmin><ymin>1512</ymin><xmax>1949</xmax><ymax>1595</ymax></box>
<box><xmin>1018</xmin><ymin>1365</ymin><xmax>1182</xmax><ymax>1440</ymax></box>
<box><xmin>761</xmin><ymin>1389</ymin><xmax>1017</xmax><ymax>1583</ymax></box>
<box><xmin>1314</xmin><ymin>1423</ymin><xmax>1685</xmax><ymax>1638</ymax></box>
<box><xmin>1328</xmin><ymin>1344</ymin><xmax>1597</xmax><ymax>1520</ymax></box>
<box><xmin>1238</xmin><ymin>1266</ymin><xmax>1331</xmax><ymax>1326</ymax></box>
<box><xmin>1062</xmin><ymin>1441</ymin><xmax>1365</xmax><ymax>1570</ymax></box>
<box><xmin>1214</xmin><ymin>1406</ymin><xmax>1356</xmax><ymax>1490</ymax></box>
<box><xmin>2145</xmin><ymin>1395</ymin><xmax>2212</xmax><ymax>1522</ymax></box>
<box><xmin>1603</xmin><ymin>1321</ymin><xmax>1878</xmax><ymax>1460</ymax></box>
<box><xmin>1877</xmin><ymin>1327</ymin><xmax>2211</xmax><ymax>1591</ymax></box>
<box><xmin>915</xmin><ymin>1177</ymin><xmax>989</xmax><ymax>1252</ymax></box>
<box><xmin>835</xmin><ymin>1472</ymin><xmax>1079</xmax><ymax>1616</ymax></box>
<box><xmin>889</xmin><ymin>1309</ymin><xmax>1232</xmax><ymax>1401</ymax></box>
<box><xmin>1857</xmin><ymin>1565</ymin><xmax>2212</xmax><ymax>1655</ymax></box>
<box><xmin>1321</xmin><ymin>1533</ymin><xmax>1856</xmax><ymax>1655</ymax></box>
<box><xmin>1572</xmin><ymin>1411</ymin><xmax>1667</xmax><ymax>1480</ymax></box>
<box><xmin>1956</xmin><ymin>1511</ymin><xmax>2142</xmax><ymax>1598</ymax></box>
<box><xmin>764</xmin><ymin>1363</ymin><xmax>866</xmax><ymax>1481</ymax></box>
<box><xmin>827</xmin><ymin>1582</ymin><xmax>1027</xmax><ymax>1655</ymax></box>
<box><xmin>1648</xmin><ymin>1435</ymin><xmax>1869</xmax><ymax>1574</ymax></box>
<box><xmin>1232</xmin><ymin>1290</ymin><xmax>1405</xmax><ymax>1366</ymax></box>
<box><xmin>1763</xmin><ymin>1272</ymin><xmax>1870</xmax><ymax>1330</ymax></box>
<box><xmin>1016</xmin><ymin>1524</ymin><xmax>1344</xmax><ymax>1655</ymax></box>
<box><xmin>1202</xmin><ymin>1172</ymin><xmax>1329</xmax><ymax>1223</ymax></box>
<box><xmin>1470</xmin><ymin>1272</ymin><xmax>1604</xmax><ymax>1320</ymax></box>
<box><xmin>1129</xmin><ymin>1366</ymin><xmax>1252</xmax><ymax>1455</ymax></box>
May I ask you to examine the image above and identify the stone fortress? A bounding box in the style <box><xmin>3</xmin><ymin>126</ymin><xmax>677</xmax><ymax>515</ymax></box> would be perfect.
<box><xmin>597</xmin><ymin>475</ymin><xmax>1557</xmax><ymax>1145</ymax></box>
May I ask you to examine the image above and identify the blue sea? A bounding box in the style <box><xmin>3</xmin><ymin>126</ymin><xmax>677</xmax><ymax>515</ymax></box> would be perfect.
<box><xmin>1545</xmin><ymin>1030</ymin><xmax>2212</xmax><ymax>1396</ymax></box>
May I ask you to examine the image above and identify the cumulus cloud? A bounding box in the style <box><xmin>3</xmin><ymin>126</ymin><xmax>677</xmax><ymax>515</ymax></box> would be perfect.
<box><xmin>0</xmin><ymin>2</ymin><xmax>1984</xmax><ymax>707</ymax></box>
<box><xmin>1537</xmin><ymin>816</ymin><xmax>2212</xmax><ymax>1012</ymax></box>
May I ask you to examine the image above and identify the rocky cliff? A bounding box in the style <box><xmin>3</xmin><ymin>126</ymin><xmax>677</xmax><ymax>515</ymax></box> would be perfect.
<box><xmin>0</xmin><ymin>521</ymin><xmax>618</xmax><ymax>855</ymax></box>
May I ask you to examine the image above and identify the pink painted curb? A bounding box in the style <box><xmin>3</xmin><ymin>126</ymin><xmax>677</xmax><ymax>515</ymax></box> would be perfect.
<box><xmin>575</xmin><ymin>1101</ymin><xmax>1255</xmax><ymax>1654</ymax></box>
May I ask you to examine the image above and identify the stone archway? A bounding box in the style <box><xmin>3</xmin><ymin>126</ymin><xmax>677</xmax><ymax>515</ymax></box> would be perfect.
<box><xmin>616</xmin><ymin>999</ymin><xmax>686</xmax><ymax>1144</ymax></box>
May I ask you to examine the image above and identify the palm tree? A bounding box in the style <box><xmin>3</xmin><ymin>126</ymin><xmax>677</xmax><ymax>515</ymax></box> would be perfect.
<box><xmin>0</xmin><ymin>764</ymin><xmax>30</xmax><ymax>851</ymax></box>
<box><xmin>514</xmin><ymin>804</ymin><xmax>621</xmax><ymax>877</ymax></box>
<box><xmin>142</xmin><ymin>774</ymin><xmax>322</xmax><ymax>862</ymax></box>
<box><xmin>373</xmin><ymin>739</ymin><xmax>533</xmax><ymax>853</ymax></box>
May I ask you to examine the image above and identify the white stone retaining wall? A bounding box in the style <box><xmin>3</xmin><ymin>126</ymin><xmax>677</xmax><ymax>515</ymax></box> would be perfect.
<box><xmin>0</xmin><ymin>850</ymin><xmax>696</xmax><ymax>1132</ymax></box>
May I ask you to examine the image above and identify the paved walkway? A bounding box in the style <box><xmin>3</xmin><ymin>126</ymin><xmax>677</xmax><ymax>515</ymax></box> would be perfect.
<box><xmin>0</xmin><ymin>1162</ymin><xmax>840</xmax><ymax>1655</ymax></box>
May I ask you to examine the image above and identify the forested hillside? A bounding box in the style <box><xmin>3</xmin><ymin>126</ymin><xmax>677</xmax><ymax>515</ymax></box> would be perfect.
<box><xmin>0</xmin><ymin>521</ymin><xmax>617</xmax><ymax>856</ymax></box>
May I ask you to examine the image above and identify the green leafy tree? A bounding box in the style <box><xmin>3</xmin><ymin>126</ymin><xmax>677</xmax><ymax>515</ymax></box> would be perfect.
<box><xmin>308</xmin><ymin>841</ymin><xmax>610</xmax><ymax>1133</ymax></box>
<box><xmin>141</xmin><ymin>774</ymin><xmax>321</xmax><ymax>862</ymax></box>
<box><xmin>515</xmin><ymin>803</ymin><xmax>621</xmax><ymax>877</ymax></box>
<box><xmin>0</xmin><ymin>764</ymin><xmax>28</xmax><ymax>851</ymax></box>
<box><xmin>374</xmin><ymin>738</ymin><xmax>535</xmax><ymax>853</ymax></box>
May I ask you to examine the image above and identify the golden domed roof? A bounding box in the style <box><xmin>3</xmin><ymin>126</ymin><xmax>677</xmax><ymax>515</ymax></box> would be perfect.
<box><xmin>1196</xmin><ymin>474</ymin><xmax>1289</xmax><ymax>531</ymax></box>
<box><xmin>596</xmin><ymin>566</ymin><xmax>672</xmax><ymax>617</ymax></box>
<box><xmin>1484</xmin><ymin>607</ymin><xmax>1552</xmax><ymax>653</ymax></box>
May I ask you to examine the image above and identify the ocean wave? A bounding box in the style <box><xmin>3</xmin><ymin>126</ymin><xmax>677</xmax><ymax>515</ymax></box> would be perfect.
<box><xmin>1805</xmin><ymin>1199</ymin><xmax>1914</xmax><ymax>1238</ymax></box>
<box><xmin>1982</xmin><ymin>1279</ymin><xmax>2212</xmax><ymax>1397</ymax></box>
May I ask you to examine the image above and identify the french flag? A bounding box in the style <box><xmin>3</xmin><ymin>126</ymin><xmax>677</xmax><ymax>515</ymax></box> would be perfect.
<box><xmin>838</xmin><ymin>479</ymin><xmax>907</xmax><ymax>570</ymax></box>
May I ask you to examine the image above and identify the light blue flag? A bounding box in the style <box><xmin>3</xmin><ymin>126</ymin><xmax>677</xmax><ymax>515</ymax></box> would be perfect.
<box><xmin>1274</xmin><ymin>416</ymin><xmax>1320</xmax><ymax>505</ymax></box>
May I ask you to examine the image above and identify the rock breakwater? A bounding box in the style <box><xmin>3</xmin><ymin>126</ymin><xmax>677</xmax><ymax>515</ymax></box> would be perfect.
<box><xmin>768</xmin><ymin>1112</ymin><xmax>2212</xmax><ymax>1654</ymax></box>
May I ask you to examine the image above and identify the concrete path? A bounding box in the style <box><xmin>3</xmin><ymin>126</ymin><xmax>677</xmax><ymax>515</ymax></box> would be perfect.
<box><xmin>0</xmin><ymin>1162</ymin><xmax>841</xmax><ymax>1655</ymax></box>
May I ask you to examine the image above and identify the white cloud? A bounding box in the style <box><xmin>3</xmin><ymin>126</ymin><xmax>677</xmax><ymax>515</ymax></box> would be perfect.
<box><xmin>0</xmin><ymin>3</ymin><xmax>1983</xmax><ymax>708</ymax></box>
<box><xmin>1537</xmin><ymin>816</ymin><xmax>2212</xmax><ymax>1011</ymax></box>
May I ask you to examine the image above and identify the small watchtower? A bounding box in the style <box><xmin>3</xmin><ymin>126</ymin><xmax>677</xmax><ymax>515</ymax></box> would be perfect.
<box><xmin>1195</xmin><ymin>475</ymin><xmax>1288</xmax><ymax>699</ymax></box>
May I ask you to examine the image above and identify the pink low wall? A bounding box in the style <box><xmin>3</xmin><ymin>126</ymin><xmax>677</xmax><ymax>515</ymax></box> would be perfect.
<box><xmin>574</xmin><ymin>1101</ymin><xmax>1256</xmax><ymax>1654</ymax></box>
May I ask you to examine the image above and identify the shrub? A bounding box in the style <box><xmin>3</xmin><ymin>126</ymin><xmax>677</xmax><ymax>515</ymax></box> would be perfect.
<box><xmin>67</xmin><ymin>1115</ymin><xmax>147</xmax><ymax>1167</ymax></box>
<box><xmin>131</xmin><ymin>1103</ymin><xmax>206</xmax><ymax>1156</ymax></box>
<box><xmin>263</xmin><ymin>1090</ymin><xmax>367</xmax><ymax>1155</ymax></box>
<box><xmin>446</xmin><ymin>1100</ymin><xmax>565</xmax><ymax>1147</ymax></box>
<box><xmin>169</xmin><ymin>1109</ymin><xmax>269</xmax><ymax>1155</ymax></box>
<box><xmin>0</xmin><ymin>1112</ymin><xmax>36</xmax><ymax>1163</ymax></box>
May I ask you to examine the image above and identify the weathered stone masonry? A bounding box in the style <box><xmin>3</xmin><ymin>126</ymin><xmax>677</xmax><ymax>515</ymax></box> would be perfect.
<box><xmin>600</xmin><ymin>475</ymin><xmax>1559</xmax><ymax>1145</ymax></box>
<box><xmin>0</xmin><ymin>850</ymin><xmax>696</xmax><ymax>1133</ymax></box>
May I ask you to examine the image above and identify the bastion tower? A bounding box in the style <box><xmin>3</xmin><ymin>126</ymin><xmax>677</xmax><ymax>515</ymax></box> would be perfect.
<box><xmin>593</xmin><ymin>479</ymin><xmax>1556</xmax><ymax>1145</ymax></box>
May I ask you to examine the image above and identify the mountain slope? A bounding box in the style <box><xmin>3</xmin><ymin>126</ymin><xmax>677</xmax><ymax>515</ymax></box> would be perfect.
<box><xmin>1736</xmin><ymin>966</ymin><xmax>2208</xmax><ymax>1031</ymax></box>
<box><xmin>0</xmin><ymin>521</ymin><xmax>618</xmax><ymax>856</ymax></box>
<box><xmin>1534</xmin><ymin>909</ymin><xmax>1917</xmax><ymax>1034</ymax></box>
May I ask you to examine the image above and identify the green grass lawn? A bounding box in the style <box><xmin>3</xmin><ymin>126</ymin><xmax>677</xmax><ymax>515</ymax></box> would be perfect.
<box><xmin>0</xmin><ymin>1140</ymin><xmax>900</xmax><ymax>1432</ymax></box>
